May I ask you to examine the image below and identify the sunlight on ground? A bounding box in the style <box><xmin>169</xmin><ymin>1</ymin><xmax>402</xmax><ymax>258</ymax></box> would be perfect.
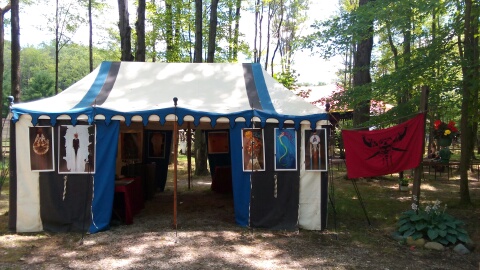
<box><xmin>420</xmin><ymin>183</ymin><xmax>438</xmax><ymax>191</ymax></box>
<box><xmin>0</xmin><ymin>235</ymin><xmax>46</xmax><ymax>248</ymax></box>
<box><xmin>193</xmin><ymin>180</ymin><xmax>211</xmax><ymax>186</ymax></box>
<box><xmin>60</xmin><ymin>251</ymin><xmax>78</xmax><ymax>258</ymax></box>
<box><xmin>382</xmin><ymin>182</ymin><xmax>438</xmax><ymax>192</ymax></box>
<box><xmin>397</xmin><ymin>195</ymin><xmax>412</xmax><ymax>202</ymax></box>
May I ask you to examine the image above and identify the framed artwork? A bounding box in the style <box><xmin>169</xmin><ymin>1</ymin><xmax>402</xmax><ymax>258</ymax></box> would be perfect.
<box><xmin>58</xmin><ymin>125</ymin><xmax>96</xmax><ymax>174</ymax></box>
<box><xmin>274</xmin><ymin>128</ymin><xmax>297</xmax><ymax>171</ymax></box>
<box><xmin>121</xmin><ymin>132</ymin><xmax>142</xmax><ymax>160</ymax></box>
<box><xmin>148</xmin><ymin>131</ymin><xmax>166</xmax><ymax>158</ymax></box>
<box><xmin>242</xmin><ymin>128</ymin><xmax>265</xmax><ymax>171</ymax></box>
<box><xmin>29</xmin><ymin>126</ymin><xmax>55</xmax><ymax>172</ymax></box>
<box><xmin>304</xmin><ymin>129</ymin><xmax>327</xmax><ymax>171</ymax></box>
<box><xmin>207</xmin><ymin>131</ymin><xmax>229</xmax><ymax>154</ymax></box>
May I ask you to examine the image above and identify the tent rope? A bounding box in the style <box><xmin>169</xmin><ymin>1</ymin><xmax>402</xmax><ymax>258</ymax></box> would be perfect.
<box><xmin>337</xmin><ymin>110</ymin><xmax>427</xmax><ymax>131</ymax></box>
<box><xmin>62</xmin><ymin>175</ymin><xmax>68</xmax><ymax>201</ymax></box>
<box><xmin>79</xmin><ymin>155</ymin><xmax>93</xmax><ymax>245</ymax></box>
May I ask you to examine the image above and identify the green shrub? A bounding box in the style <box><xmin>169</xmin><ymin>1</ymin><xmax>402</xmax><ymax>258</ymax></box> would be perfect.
<box><xmin>397</xmin><ymin>197</ymin><xmax>471</xmax><ymax>246</ymax></box>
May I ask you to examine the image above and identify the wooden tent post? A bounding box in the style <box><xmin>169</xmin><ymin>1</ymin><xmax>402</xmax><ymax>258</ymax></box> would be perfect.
<box><xmin>412</xmin><ymin>87</ymin><xmax>429</xmax><ymax>206</ymax></box>
<box><xmin>173</xmin><ymin>97</ymin><xmax>178</xmax><ymax>229</ymax></box>
<box><xmin>187</xmin><ymin>124</ymin><xmax>192</xmax><ymax>190</ymax></box>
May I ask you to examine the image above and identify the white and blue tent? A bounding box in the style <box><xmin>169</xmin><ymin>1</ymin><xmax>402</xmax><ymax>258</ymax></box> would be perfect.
<box><xmin>9</xmin><ymin>61</ymin><xmax>330</xmax><ymax>233</ymax></box>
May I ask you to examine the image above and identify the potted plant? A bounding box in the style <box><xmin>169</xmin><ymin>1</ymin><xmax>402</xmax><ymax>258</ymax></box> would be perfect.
<box><xmin>433</xmin><ymin>120</ymin><xmax>458</xmax><ymax>147</ymax></box>
<box><xmin>398</xmin><ymin>176</ymin><xmax>410</xmax><ymax>191</ymax></box>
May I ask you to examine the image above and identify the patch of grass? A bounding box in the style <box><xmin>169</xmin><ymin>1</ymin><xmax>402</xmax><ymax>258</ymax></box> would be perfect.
<box><xmin>327</xmin><ymin>170</ymin><xmax>480</xmax><ymax>248</ymax></box>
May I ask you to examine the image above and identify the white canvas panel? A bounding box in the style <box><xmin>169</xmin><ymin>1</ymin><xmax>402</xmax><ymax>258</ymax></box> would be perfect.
<box><xmin>16</xmin><ymin>116</ymin><xmax>43</xmax><ymax>232</ymax></box>
<box><xmin>298</xmin><ymin>124</ymin><xmax>322</xmax><ymax>230</ymax></box>
<box><xmin>262</xmin><ymin>69</ymin><xmax>326</xmax><ymax>116</ymax></box>
<box><xmin>299</xmin><ymin>172</ymin><xmax>322</xmax><ymax>230</ymax></box>
<box><xmin>13</xmin><ymin>65</ymin><xmax>102</xmax><ymax>113</ymax></box>
<box><xmin>101</xmin><ymin>63</ymin><xmax>253</xmax><ymax>113</ymax></box>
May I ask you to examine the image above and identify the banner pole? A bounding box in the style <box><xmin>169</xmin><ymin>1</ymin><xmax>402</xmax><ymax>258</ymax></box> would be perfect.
<box><xmin>412</xmin><ymin>87</ymin><xmax>429</xmax><ymax>207</ymax></box>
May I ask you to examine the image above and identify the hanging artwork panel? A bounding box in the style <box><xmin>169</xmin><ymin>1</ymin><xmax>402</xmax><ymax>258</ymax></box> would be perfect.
<box><xmin>207</xmin><ymin>131</ymin><xmax>229</xmax><ymax>154</ymax></box>
<box><xmin>58</xmin><ymin>125</ymin><xmax>96</xmax><ymax>174</ymax></box>
<box><xmin>304</xmin><ymin>129</ymin><xmax>327</xmax><ymax>171</ymax></box>
<box><xmin>242</xmin><ymin>128</ymin><xmax>265</xmax><ymax>171</ymax></box>
<box><xmin>29</xmin><ymin>126</ymin><xmax>55</xmax><ymax>172</ymax></box>
<box><xmin>121</xmin><ymin>132</ymin><xmax>142</xmax><ymax>161</ymax></box>
<box><xmin>274</xmin><ymin>128</ymin><xmax>297</xmax><ymax>171</ymax></box>
<box><xmin>147</xmin><ymin>131</ymin><xmax>166</xmax><ymax>158</ymax></box>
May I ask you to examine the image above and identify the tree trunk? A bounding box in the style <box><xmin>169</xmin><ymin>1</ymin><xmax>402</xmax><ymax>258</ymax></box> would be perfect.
<box><xmin>9</xmin><ymin>0</ymin><xmax>19</xmax><ymax>211</ymax></box>
<box><xmin>11</xmin><ymin>0</ymin><xmax>20</xmax><ymax>102</ymax></box>
<box><xmin>256</xmin><ymin>2</ymin><xmax>263</xmax><ymax>64</ymax></box>
<box><xmin>232</xmin><ymin>0</ymin><xmax>241</xmax><ymax>61</ymax></box>
<box><xmin>352</xmin><ymin>0</ymin><xmax>374</xmax><ymax>127</ymax></box>
<box><xmin>458</xmin><ymin>0</ymin><xmax>478</xmax><ymax>205</ymax></box>
<box><xmin>88</xmin><ymin>0</ymin><xmax>93</xmax><ymax>71</ymax></box>
<box><xmin>194</xmin><ymin>129</ymin><xmax>209</xmax><ymax>175</ymax></box>
<box><xmin>206</xmin><ymin>0</ymin><xmax>219</xmax><ymax>63</ymax></box>
<box><xmin>135</xmin><ymin>0</ymin><xmax>146</xmax><ymax>62</ymax></box>
<box><xmin>194</xmin><ymin>0</ymin><xmax>202</xmax><ymax>63</ymax></box>
<box><xmin>254</xmin><ymin>0</ymin><xmax>260</xmax><ymax>63</ymax></box>
<box><xmin>270</xmin><ymin>3</ymin><xmax>283</xmax><ymax>75</ymax></box>
<box><xmin>264</xmin><ymin>2</ymin><xmax>274</xmax><ymax>70</ymax></box>
<box><xmin>118</xmin><ymin>0</ymin><xmax>133</xmax><ymax>61</ymax></box>
<box><xmin>165</xmin><ymin>0</ymin><xmax>174</xmax><ymax>61</ymax></box>
<box><xmin>55</xmin><ymin>0</ymin><xmax>59</xmax><ymax>94</ymax></box>
<box><xmin>151</xmin><ymin>0</ymin><xmax>158</xmax><ymax>62</ymax></box>
<box><xmin>228</xmin><ymin>5</ymin><xmax>233</xmax><ymax>60</ymax></box>
<box><xmin>193</xmin><ymin>0</ymin><xmax>208</xmax><ymax>175</ymax></box>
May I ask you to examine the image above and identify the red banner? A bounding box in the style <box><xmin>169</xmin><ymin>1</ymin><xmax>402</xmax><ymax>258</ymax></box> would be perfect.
<box><xmin>342</xmin><ymin>113</ymin><xmax>425</xmax><ymax>179</ymax></box>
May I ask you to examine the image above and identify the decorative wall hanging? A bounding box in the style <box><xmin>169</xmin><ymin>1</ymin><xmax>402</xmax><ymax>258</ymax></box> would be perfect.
<box><xmin>29</xmin><ymin>126</ymin><xmax>55</xmax><ymax>171</ymax></box>
<box><xmin>274</xmin><ymin>128</ymin><xmax>297</xmax><ymax>171</ymax></box>
<box><xmin>58</xmin><ymin>125</ymin><xmax>96</xmax><ymax>174</ymax></box>
<box><xmin>242</xmin><ymin>128</ymin><xmax>265</xmax><ymax>171</ymax></box>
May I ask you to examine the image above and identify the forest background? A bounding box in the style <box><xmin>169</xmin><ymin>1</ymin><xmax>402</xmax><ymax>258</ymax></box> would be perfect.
<box><xmin>0</xmin><ymin>0</ymin><xmax>478</xmax><ymax>205</ymax></box>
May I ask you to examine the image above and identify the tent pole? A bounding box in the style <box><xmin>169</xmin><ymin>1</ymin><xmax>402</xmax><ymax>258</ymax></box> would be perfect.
<box><xmin>7</xmin><ymin>97</ymin><xmax>17</xmax><ymax>231</ymax></box>
<box><xmin>412</xmin><ymin>87</ymin><xmax>428</xmax><ymax>208</ymax></box>
<box><xmin>187</xmin><ymin>123</ymin><xmax>191</xmax><ymax>190</ymax></box>
<box><xmin>173</xmin><ymin>98</ymin><xmax>178</xmax><ymax>231</ymax></box>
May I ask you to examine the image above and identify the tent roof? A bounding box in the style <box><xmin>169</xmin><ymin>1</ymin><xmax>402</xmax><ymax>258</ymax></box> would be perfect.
<box><xmin>12</xmin><ymin>62</ymin><xmax>328</xmax><ymax>129</ymax></box>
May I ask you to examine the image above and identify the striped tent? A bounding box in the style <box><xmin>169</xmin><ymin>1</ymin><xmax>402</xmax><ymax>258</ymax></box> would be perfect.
<box><xmin>9</xmin><ymin>61</ymin><xmax>330</xmax><ymax>233</ymax></box>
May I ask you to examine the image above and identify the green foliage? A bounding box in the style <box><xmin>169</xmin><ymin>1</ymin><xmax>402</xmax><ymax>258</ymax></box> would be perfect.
<box><xmin>398</xmin><ymin>175</ymin><xmax>411</xmax><ymax>186</ymax></box>
<box><xmin>22</xmin><ymin>71</ymin><xmax>55</xmax><ymax>102</ymax></box>
<box><xmin>397</xmin><ymin>198</ymin><xmax>471</xmax><ymax>246</ymax></box>
<box><xmin>273</xmin><ymin>69</ymin><xmax>299</xmax><ymax>91</ymax></box>
<box><xmin>1</xmin><ymin>41</ymin><xmax>118</xmax><ymax>109</ymax></box>
<box><xmin>0</xmin><ymin>157</ymin><xmax>8</xmax><ymax>194</ymax></box>
<box><xmin>301</xmin><ymin>0</ymin><xmax>468</xmax><ymax>133</ymax></box>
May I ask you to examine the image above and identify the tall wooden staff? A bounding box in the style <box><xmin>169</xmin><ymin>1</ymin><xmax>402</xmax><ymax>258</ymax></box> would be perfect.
<box><xmin>412</xmin><ymin>87</ymin><xmax>429</xmax><ymax>206</ymax></box>
<box><xmin>173</xmin><ymin>97</ymin><xmax>178</xmax><ymax>230</ymax></box>
<box><xmin>187</xmin><ymin>123</ymin><xmax>192</xmax><ymax>190</ymax></box>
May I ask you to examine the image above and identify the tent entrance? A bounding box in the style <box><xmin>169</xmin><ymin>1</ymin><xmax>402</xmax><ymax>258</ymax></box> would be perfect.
<box><xmin>116</xmin><ymin>124</ymin><xmax>174</xmax><ymax>195</ymax></box>
<box><xmin>113</xmin><ymin>127</ymin><xmax>235</xmax><ymax>226</ymax></box>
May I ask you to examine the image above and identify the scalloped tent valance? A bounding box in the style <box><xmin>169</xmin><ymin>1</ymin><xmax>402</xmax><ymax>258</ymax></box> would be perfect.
<box><xmin>12</xmin><ymin>61</ymin><xmax>328</xmax><ymax>128</ymax></box>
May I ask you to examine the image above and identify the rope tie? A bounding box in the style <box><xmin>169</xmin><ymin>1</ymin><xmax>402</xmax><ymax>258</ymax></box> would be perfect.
<box><xmin>274</xmin><ymin>174</ymin><xmax>277</xmax><ymax>198</ymax></box>
<box><xmin>63</xmin><ymin>175</ymin><xmax>68</xmax><ymax>201</ymax></box>
<box><xmin>90</xmin><ymin>176</ymin><xmax>99</xmax><ymax>229</ymax></box>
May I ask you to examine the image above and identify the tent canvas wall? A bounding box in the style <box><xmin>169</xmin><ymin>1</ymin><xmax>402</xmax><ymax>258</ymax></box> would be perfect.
<box><xmin>9</xmin><ymin>62</ymin><xmax>330</xmax><ymax>233</ymax></box>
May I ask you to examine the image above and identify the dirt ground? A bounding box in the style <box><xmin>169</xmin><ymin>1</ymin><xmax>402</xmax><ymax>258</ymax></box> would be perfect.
<box><xmin>1</xmin><ymin>172</ymin><xmax>480</xmax><ymax>269</ymax></box>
